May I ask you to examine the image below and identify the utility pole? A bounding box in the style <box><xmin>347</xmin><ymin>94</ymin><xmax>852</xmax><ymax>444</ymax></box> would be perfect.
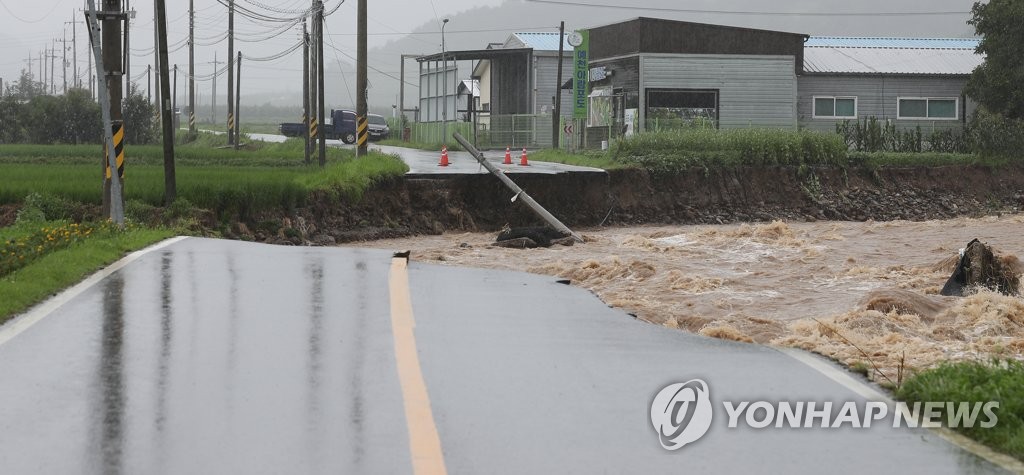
<box><xmin>234</xmin><ymin>52</ymin><xmax>241</xmax><ymax>150</ymax></box>
<box><xmin>210</xmin><ymin>52</ymin><xmax>222</xmax><ymax>124</ymax></box>
<box><xmin>155</xmin><ymin>0</ymin><xmax>176</xmax><ymax>205</ymax></box>
<box><xmin>188</xmin><ymin>0</ymin><xmax>196</xmax><ymax>139</ymax></box>
<box><xmin>316</xmin><ymin>0</ymin><xmax>326</xmax><ymax>167</ymax></box>
<box><xmin>152</xmin><ymin>0</ymin><xmax>160</xmax><ymax>123</ymax></box>
<box><xmin>356</xmin><ymin>0</ymin><xmax>367</xmax><ymax>156</ymax></box>
<box><xmin>66</xmin><ymin>19</ymin><xmax>79</xmax><ymax>89</ymax></box>
<box><xmin>147</xmin><ymin>64</ymin><xmax>151</xmax><ymax>103</ymax></box>
<box><xmin>61</xmin><ymin>32</ymin><xmax>68</xmax><ymax>93</ymax></box>
<box><xmin>92</xmin><ymin>0</ymin><xmax>126</xmax><ymax>224</ymax></box>
<box><xmin>50</xmin><ymin>44</ymin><xmax>56</xmax><ymax>94</ymax></box>
<box><xmin>303</xmin><ymin>21</ymin><xmax>311</xmax><ymax>165</ymax></box>
<box><xmin>226</xmin><ymin>0</ymin><xmax>235</xmax><ymax>146</ymax></box>
<box><xmin>124</xmin><ymin>0</ymin><xmax>131</xmax><ymax>94</ymax></box>
<box><xmin>309</xmin><ymin>9</ymin><xmax>318</xmax><ymax>162</ymax></box>
<box><xmin>553</xmin><ymin>21</ymin><xmax>565</xmax><ymax>149</ymax></box>
<box><xmin>173</xmin><ymin>64</ymin><xmax>178</xmax><ymax>136</ymax></box>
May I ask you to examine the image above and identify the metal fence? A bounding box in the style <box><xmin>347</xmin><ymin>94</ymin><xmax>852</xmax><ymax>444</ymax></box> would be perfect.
<box><xmin>405</xmin><ymin>114</ymin><xmax>632</xmax><ymax>151</ymax></box>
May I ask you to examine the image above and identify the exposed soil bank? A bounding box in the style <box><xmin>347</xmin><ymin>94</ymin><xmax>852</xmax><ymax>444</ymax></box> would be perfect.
<box><xmin>287</xmin><ymin>164</ymin><xmax>1024</xmax><ymax>243</ymax></box>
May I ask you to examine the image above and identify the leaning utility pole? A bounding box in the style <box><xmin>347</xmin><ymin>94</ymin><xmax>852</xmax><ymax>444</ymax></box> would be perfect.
<box><xmin>155</xmin><ymin>0</ymin><xmax>176</xmax><ymax>204</ymax></box>
<box><xmin>234</xmin><ymin>52</ymin><xmax>241</xmax><ymax>150</ymax></box>
<box><xmin>188</xmin><ymin>0</ymin><xmax>196</xmax><ymax>139</ymax></box>
<box><xmin>316</xmin><ymin>0</ymin><xmax>326</xmax><ymax>167</ymax></box>
<box><xmin>226</xmin><ymin>0</ymin><xmax>235</xmax><ymax>146</ymax></box>
<box><xmin>356</xmin><ymin>0</ymin><xmax>367</xmax><ymax>156</ymax></box>
<box><xmin>302</xmin><ymin>21</ymin><xmax>311</xmax><ymax>165</ymax></box>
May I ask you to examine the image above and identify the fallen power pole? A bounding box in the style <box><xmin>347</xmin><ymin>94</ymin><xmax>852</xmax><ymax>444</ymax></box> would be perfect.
<box><xmin>452</xmin><ymin>132</ymin><xmax>583</xmax><ymax>243</ymax></box>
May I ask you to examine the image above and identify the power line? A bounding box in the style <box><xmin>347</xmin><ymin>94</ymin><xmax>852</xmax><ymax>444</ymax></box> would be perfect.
<box><xmin>523</xmin><ymin>0</ymin><xmax>970</xmax><ymax>17</ymax></box>
<box><xmin>0</xmin><ymin>0</ymin><xmax>67</xmax><ymax>24</ymax></box>
<box><xmin>327</xmin><ymin>26</ymin><xmax>560</xmax><ymax>37</ymax></box>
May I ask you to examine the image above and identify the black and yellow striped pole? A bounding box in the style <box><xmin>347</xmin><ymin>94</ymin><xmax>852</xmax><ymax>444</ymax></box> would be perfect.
<box><xmin>227</xmin><ymin>112</ymin><xmax>235</xmax><ymax>142</ymax></box>
<box><xmin>189</xmin><ymin>111</ymin><xmax>196</xmax><ymax>134</ymax></box>
<box><xmin>104</xmin><ymin>122</ymin><xmax>126</xmax><ymax>180</ymax></box>
<box><xmin>356</xmin><ymin>115</ymin><xmax>368</xmax><ymax>154</ymax></box>
<box><xmin>310</xmin><ymin>115</ymin><xmax>319</xmax><ymax>142</ymax></box>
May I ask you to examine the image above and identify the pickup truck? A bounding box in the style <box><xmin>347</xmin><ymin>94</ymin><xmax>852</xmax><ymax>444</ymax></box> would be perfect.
<box><xmin>279</xmin><ymin>109</ymin><xmax>358</xmax><ymax>144</ymax></box>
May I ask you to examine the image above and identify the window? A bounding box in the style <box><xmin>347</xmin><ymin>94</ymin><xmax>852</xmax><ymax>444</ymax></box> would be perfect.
<box><xmin>645</xmin><ymin>89</ymin><xmax>719</xmax><ymax>129</ymax></box>
<box><xmin>813</xmin><ymin>96</ymin><xmax>857</xmax><ymax>119</ymax></box>
<box><xmin>897</xmin><ymin>97</ymin><xmax>958</xmax><ymax>120</ymax></box>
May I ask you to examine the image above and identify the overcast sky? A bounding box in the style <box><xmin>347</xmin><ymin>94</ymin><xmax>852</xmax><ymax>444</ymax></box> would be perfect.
<box><xmin>0</xmin><ymin>0</ymin><xmax>979</xmax><ymax>114</ymax></box>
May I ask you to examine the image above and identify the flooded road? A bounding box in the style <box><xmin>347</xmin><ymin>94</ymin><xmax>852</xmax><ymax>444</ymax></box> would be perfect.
<box><xmin>354</xmin><ymin>215</ymin><xmax>1024</xmax><ymax>380</ymax></box>
<box><xmin>0</xmin><ymin>237</ymin><xmax>1016</xmax><ymax>473</ymax></box>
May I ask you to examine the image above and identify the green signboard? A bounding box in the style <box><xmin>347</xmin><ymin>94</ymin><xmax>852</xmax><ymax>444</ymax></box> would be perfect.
<box><xmin>572</xmin><ymin>30</ymin><xmax>589</xmax><ymax>120</ymax></box>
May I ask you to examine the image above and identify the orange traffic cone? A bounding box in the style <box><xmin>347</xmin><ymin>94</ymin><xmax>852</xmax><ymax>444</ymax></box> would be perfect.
<box><xmin>438</xmin><ymin>145</ymin><xmax>449</xmax><ymax>167</ymax></box>
<box><xmin>503</xmin><ymin>146</ymin><xmax>513</xmax><ymax>165</ymax></box>
<box><xmin>519</xmin><ymin>147</ymin><xmax>530</xmax><ymax>166</ymax></box>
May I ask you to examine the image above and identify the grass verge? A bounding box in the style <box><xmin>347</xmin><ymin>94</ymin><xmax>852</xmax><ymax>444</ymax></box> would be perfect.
<box><xmin>897</xmin><ymin>360</ymin><xmax>1024</xmax><ymax>461</ymax></box>
<box><xmin>0</xmin><ymin>141</ymin><xmax>409</xmax><ymax>218</ymax></box>
<box><xmin>527</xmin><ymin>149</ymin><xmax>630</xmax><ymax>170</ymax></box>
<box><xmin>0</xmin><ymin>221</ymin><xmax>177</xmax><ymax>323</ymax></box>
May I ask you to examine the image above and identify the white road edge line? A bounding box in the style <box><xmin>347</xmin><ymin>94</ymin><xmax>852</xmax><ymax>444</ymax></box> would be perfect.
<box><xmin>779</xmin><ymin>347</ymin><xmax>1024</xmax><ymax>473</ymax></box>
<box><xmin>0</xmin><ymin>236</ymin><xmax>190</xmax><ymax>348</ymax></box>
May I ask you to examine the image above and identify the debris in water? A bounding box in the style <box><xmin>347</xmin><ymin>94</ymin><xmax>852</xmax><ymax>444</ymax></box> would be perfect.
<box><xmin>940</xmin><ymin>239</ymin><xmax>1021</xmax><ymax>296</ymax></box>
<box><xmin>496</xmin><ymin>226</ymin><xmax>571</xmax><ymax>248</ymax></box>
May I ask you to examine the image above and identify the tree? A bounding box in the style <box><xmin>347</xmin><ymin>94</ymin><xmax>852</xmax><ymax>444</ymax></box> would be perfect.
<box><xmin>121</xmin><ymin>85</ymin><xmax>158</xmax><ymax>145</ymax></box>
<box><xmin>4</xmin><ymin>69</ymin><xmax>44</xmax><ymax>101</ymax></box>
<box><xmin>965</xmin><ymin>0</ymin><xmax>1024</xmax><ymax>119</ymax></box>
<box><xmin>59</xmin><ymin>88</ymin><xmax>102</xmax><ymax>145</ymax></box>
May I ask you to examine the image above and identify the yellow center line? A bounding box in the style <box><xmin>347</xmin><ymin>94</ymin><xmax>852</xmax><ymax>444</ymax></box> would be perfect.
<box><xmin>389</xmin><ymin>258</ymin><xmax>448</xmax><ymax>475</ymax></box>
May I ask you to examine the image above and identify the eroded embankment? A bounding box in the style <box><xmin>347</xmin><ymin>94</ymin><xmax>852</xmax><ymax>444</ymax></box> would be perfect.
<box><xmin>279</xmin><ymin>164</ymin><xmax>1024</xmax><ymax>244</ymax></box>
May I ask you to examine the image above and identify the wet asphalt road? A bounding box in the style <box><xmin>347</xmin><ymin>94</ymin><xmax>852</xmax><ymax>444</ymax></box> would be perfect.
<box><xmin>245</xmin><ymin>133</ymin><xmax>606</xmax><ymax>176</ymax></box>
<box><xmin>0</xmin><ymin>238</ymin><xmax>1014</xmax><ymax>474</ymax></box>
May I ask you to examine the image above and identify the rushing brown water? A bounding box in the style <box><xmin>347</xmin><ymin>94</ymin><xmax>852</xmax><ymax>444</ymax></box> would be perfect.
<box><xmin>349</xmin><ymin>216</ymin><xmax>1024</xmax><ymax>382</ymax></box>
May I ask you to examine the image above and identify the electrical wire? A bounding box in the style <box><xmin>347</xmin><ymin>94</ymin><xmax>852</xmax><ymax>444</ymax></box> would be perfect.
<box><xmin>244</xmin><ymin>40</ymin><xmax>303</xmax><ymax>62</ymax></box>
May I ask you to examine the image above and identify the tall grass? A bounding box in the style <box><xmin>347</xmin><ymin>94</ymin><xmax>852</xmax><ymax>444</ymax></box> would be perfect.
<box><xmin>610</xmin><ymin>128</ymin><xmax>848</xmax><ymax>173</ymax></box>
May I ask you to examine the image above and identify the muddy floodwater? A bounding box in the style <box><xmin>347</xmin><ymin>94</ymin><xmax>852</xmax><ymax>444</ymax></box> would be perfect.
<box><xmin>350</xmin><ymin>216</ymin><xmax>1024</xmax><ymax>381</ymax></box>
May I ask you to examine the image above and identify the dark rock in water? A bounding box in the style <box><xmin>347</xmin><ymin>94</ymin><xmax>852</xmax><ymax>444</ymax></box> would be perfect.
<box><xmin>496</xmin><ymin>226</ymin><xmax>568</xmax><ymax>248</ymax></box>
<box><xmin>940</xmin><ymin>239</ymin><xmax>1020</xmax><ymax>296</ymax></box>
<box><xmin>493</xmin><ymin>237</ymin><xmax>538</xmax><ymax>249</ymax></box>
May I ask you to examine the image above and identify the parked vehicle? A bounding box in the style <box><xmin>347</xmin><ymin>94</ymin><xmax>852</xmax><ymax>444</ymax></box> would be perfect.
<box><xmin>367</xmin><ymin>114</ymin><xmax>390</xmax><ymax>141</ymax></box>
<box><xmin>278</xmin><ymin>109</ymin><xmax>358</xmax><ymax>144</ymax></box>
